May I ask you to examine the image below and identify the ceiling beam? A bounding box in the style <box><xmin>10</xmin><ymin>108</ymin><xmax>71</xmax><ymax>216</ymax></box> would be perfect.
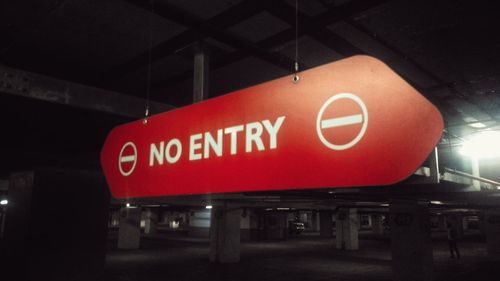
<box><xmin>0</xmin><ymin>64</ymin><xmax>174</xmax><ymax>118</ymax></box>
<box><xmin>103</xmin><ymin>0</ymin><xmax>286</xmax><ymax>84</ymax></box>
<box><xmin>138</xmin><ymin>0</ymin><xmax>301</xmax><ymax>70</ymax></box>
<box><xmin>346</xmin><ymin>19</ymin><xmax>497</xmax><ymax>124</ymax></box>
<box><xmin>103</xmin><ymin>1</ymin><xmax>263</xmax><ymax>84</ymax></box>
<box><xmin>152</xmin><ymin>0</ymin><xmax>386</xmax><ymax>92</ymax></box>
<box><xmin>263</xmin><ymin>0</ymin><xmax>365</xmax><ymax>57</ymax></box>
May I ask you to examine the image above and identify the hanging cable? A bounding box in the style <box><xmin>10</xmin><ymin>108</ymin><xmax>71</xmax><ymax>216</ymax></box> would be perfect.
<box><xmin>292</xmin><ymin>0</ymin><xmax>300</xmax><ymax>84</ymax></box>
<box><xmin>143</xmin><ymin>0</ymin><xmax>155</xmax><ymax>124</ymax></box>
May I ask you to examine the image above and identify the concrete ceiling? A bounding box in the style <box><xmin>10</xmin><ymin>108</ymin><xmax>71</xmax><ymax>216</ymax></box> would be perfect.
<box><xmin>1</xmin><ymin>0</ymin><xmax>499</xmax><ymax>205</ymax></box>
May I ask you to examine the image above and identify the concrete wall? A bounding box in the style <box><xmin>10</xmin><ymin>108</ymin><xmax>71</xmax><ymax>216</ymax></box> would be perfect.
<box><xmin>264</xmin><ymin>212</ymin><xmax>288</xmax><ymax>240</ymax></box>
<box><xmin>189</xmin><ymin>210</ymin><xmax>211</xmax><ymax>238</ymax></box>
<box><xmin>240</xmin><ymin>209</ymin><xmax>259</xmax><ymax>241</ymax></box>
<box><xmin>160</xmin><ymin>211</ymin><xmax>188</xmax><ymax>229</ymax></box>
<box><xmin>187</xmin><ymin>208</ymin><xmax>261</xmax><ymax>240</ymax></box>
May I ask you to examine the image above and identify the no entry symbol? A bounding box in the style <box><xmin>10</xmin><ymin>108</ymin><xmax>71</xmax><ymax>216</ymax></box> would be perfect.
<box><xmin>118</xmin><ymin>142</ymin><xmax>137</xmax><ymax>176</ymax></box>
<box><xmin>316</xmin><ymin>93</ymin><xmax>368</xmax><ymax>150</ymax></box>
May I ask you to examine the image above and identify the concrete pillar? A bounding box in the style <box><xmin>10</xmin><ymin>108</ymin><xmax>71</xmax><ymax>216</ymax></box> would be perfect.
<box><xmin>0</xmin><ymin>169</ymin><xmax>110</xmax><ymax>281</ymax></box>
<box><xmin>319</xmin><ymin>211</ymin><xmax>333</xmax><ymax>237</ymax></box>
<box><xmin>0</xmin><ymin>209</ymin><xmax>5</xmax><ymax>239</ymax></box>
<box><xmin>311</xmin><ymin>211</ymin><xmax>319</xmax><ymax>232</ymax></box>
<box><xmin>299</xmin><ymin>211</ymin><xmax>307</xmax><ymax>224</ymax></box>
<box><xmin>193</xmin><ymin>42</ymin><xmax>209</xmax><ymax>103</ymax></box>
<box><xmin>316</xmin><ymin>211</ymin><xmax>320</xmax><ymax>231</ymax></box>
<box><xmin>0</xmin><ymin>181</ymin><xmax>8</xmax><ymax>239</ymax></box>
<box><xmin>305</xmin><ymin>211</ymin><xmax>312</xmax><ymax>230</ymax></box>
<box><xmin>372</xmin><ymin>214</ymin><xmax>384</xmax><ymax>235</ymax></box>
<box><xmin>143</xmin><ymin>208</ymin><xmax>158</xmax><ymax>235</ymax></box>
<box><xmin>479</xmin><ymin>212</ymin><xmax>487</xmax><ymax>238</ymax></box>
<box><xmin>335</xmin><ymin>208</ymin><xmax>359</xmax><ymax>250</ymax></box>
<box><xmin>240</xmin><ymin>209</ymin><xmax>251</xmax><ymax>241</ymax></box>
<box><xmin>471</xmin><ymin>157</ymin><xmax>481</xmax><ymax>190</ymax></box>
<box><xmin>429</xmin><ymin>147</ymin><xmax>440</xmax><ymax>183</ymax></box>
<box><xmin>390</xmin><ymin>200</ymin><xmax>433</xmax><ymax>281</ymax></box>
<box><xmin>109</xmin><ymin>209</ymin><xmax>120</xmax><ymax>228</ymax></box>
<box><xmin>177</xmin><ymin>212</ymin><xmax>188</xmax><ymax>228</ymax></box>
<box><xmin>209</xmin><ymin>205</ymin><xmax>242</xmax><ymax>263</ymax></box>
<box><xmin>118</xmin><ymin>206</ymin><xmax>141</xmax><ymax>249</ymax></box>
<box><xmin>364</xmin><ymin>214</ymin><xmax>372</xmax><ymax>229</ymax></box>
<box><xmin>484</xmin><ymin>209</ymin><xmax>500</xmax><ymax>259</ymax></box>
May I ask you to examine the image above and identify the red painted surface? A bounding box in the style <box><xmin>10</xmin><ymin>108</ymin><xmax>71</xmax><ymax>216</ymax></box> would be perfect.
<box><xmin>101</xmin><ymin>56</ymin><xmax>444</xmax><ymax>198</ymax></box>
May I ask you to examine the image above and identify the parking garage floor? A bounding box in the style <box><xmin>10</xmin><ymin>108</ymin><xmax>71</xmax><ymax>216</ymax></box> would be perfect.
<box><xmin>103</xmin><ymin>232</ymin><xmax>499</xmax><ymax>281</ymax></box>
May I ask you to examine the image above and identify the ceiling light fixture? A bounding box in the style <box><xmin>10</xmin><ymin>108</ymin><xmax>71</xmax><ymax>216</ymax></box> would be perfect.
<box><xmin>460</xmin><ymin>131</ymin><xmax>500</xmax><ymax>158</ymax></box>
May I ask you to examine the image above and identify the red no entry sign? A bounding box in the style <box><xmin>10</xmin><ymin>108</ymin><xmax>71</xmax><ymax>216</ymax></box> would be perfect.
<box><xmin>101</xmin><ymin>56</ymin><xmax>444</xmax><ymax>198</ymax></box>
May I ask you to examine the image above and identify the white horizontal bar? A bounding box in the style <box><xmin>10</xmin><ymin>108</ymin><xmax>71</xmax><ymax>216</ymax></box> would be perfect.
<box><xmin>321</xmin><ymin>114</ymin><xmax>363</xmax><ymax>129</ymax></box>
<box><xmin>120</xmin><ymin>155</ymin><xmax>136</xmax><ymax>163</ymax></box>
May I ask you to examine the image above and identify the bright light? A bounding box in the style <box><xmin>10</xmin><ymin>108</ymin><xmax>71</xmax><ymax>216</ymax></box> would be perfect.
<box><xmin>431</xmin><ymin>201</ymin><xmax>443</xmax><ymax>205</ymax></box>
<box><xmin>460</xmin><ymin>131</ymin><xmax>500</xmax><ymax>158</ymax></box>
<box><xmin>126</xmin><ymin>203</ymin><xmax>130</xmax><ymax>208</ymax></box>
<box><xmin>469</xmin><ymin>122</ymin><xmax>487</xmax><ymax>128</ymax></box>
<box><xmin>0</xmin><ymin>199</ymin><xmax>8</xmax><ymax>205</ymax></box>
<box><xmin>205</xmin><ymin>205</ymin><xmax>213</xmax><ymax>209</ymax></box>
<box><xmin>463</xmin><ymin>117</ymin><xmax>487</xmax><ymax>128</ymax></box>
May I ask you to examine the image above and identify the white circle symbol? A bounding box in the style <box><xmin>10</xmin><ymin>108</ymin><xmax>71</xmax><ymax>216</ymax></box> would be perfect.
<box><xmin>316</xmin><ymin>93</ymin><xmax>368</xmax><ymax>151</ymax></box>
<box><xmin>118</xmin><ymin>142</ymin><xmax>137</xmax><ymax>176</ymax></box>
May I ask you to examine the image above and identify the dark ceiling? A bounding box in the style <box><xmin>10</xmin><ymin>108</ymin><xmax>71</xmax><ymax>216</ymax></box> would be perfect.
<box><xmin>0</xmin><ymin>0</ymin><xmax>499</xmax><ymax>180</ymax></box>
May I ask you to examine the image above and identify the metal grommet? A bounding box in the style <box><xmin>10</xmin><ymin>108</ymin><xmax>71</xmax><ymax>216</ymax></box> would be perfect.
<box><xmin>143</xmin><ymin>108</ymin><xmax>149</xmax><ymax>124</ymax></box>
<box><xmin>292</xmin><ymin>74</ymin><xmax>300</xmax><ymax>84</ymax></box>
